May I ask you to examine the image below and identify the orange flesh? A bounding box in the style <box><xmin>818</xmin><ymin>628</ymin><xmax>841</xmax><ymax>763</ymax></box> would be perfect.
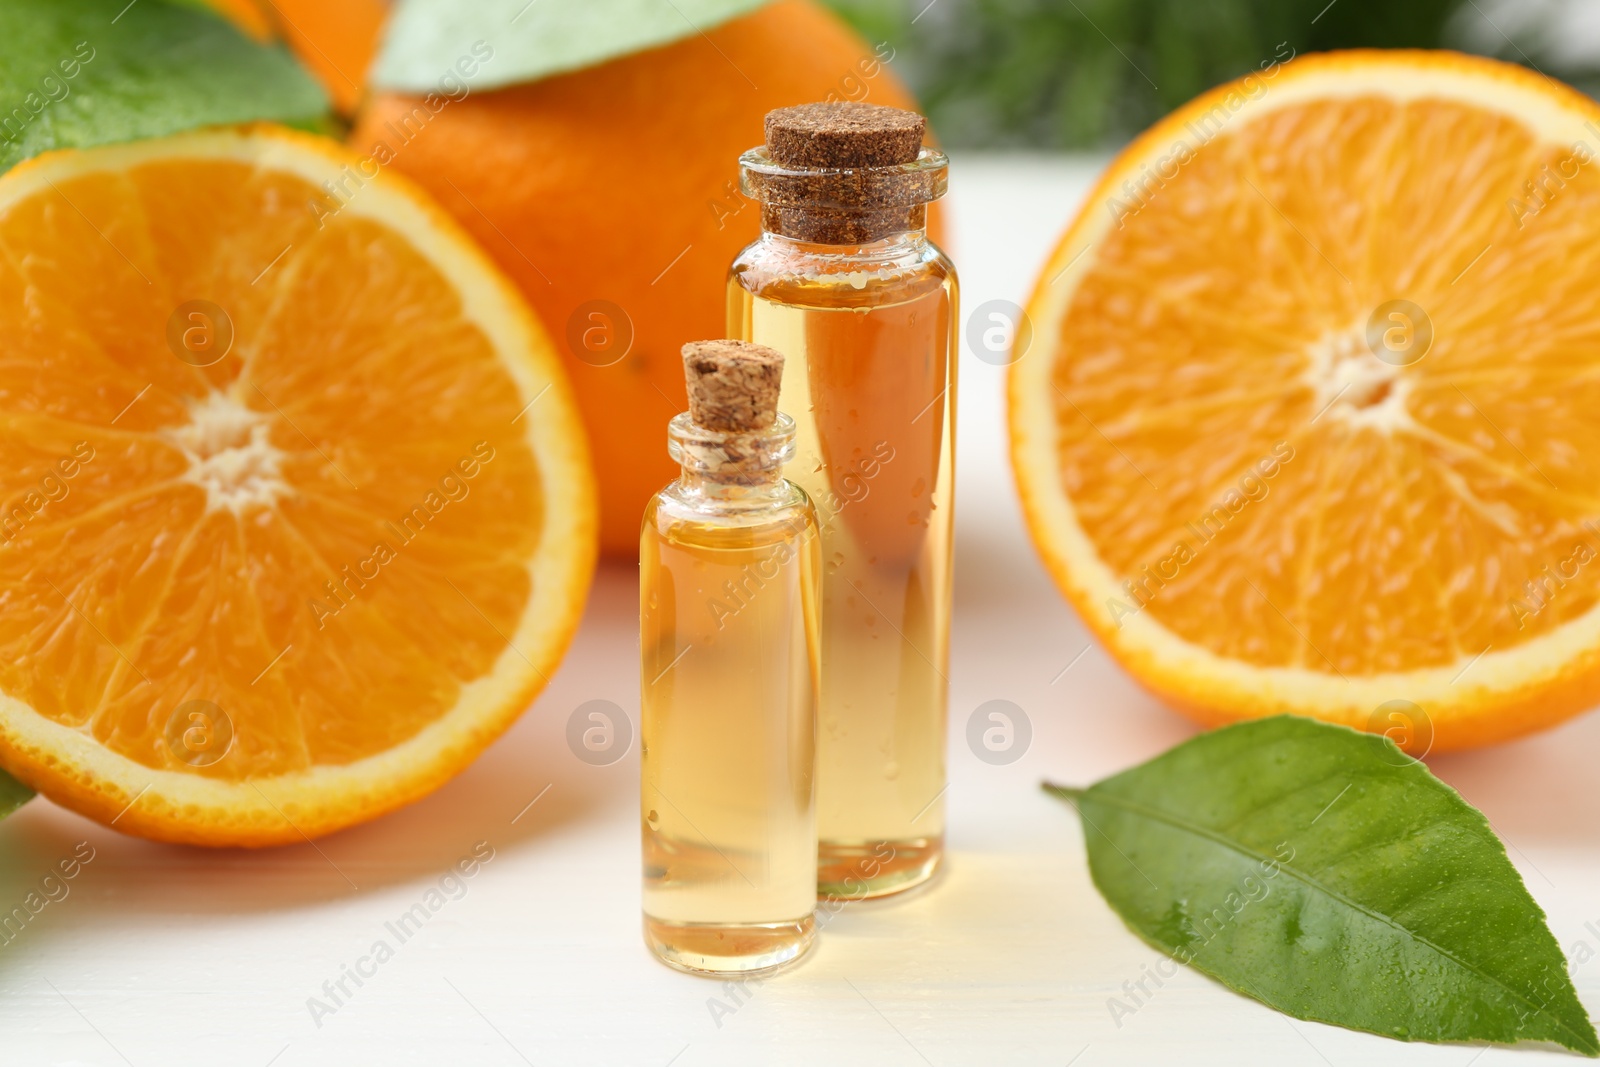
<box><xmin>0</xmin><ymin>155</ymin><xmax>541</xmax><ymax>779</ymax></box>
<box><xmin>1053</xmin><ymin>95</ymin><xmax>1600</xmax><ymax>675</ymax></box>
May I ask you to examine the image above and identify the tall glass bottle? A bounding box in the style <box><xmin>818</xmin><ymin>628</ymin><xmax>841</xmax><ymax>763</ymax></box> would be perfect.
<box><xmin>640</xmin><ymin>340</ymin><xmax>821</xmax><ymax>976</ymax></box>
<box><xmin>727</xmin><ymin>103</ymin><xmax>956</xmax><ymax>899</ymax></box>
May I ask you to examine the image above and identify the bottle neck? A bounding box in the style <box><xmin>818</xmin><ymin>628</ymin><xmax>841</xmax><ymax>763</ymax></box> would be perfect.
<box><xmin>667</xmin><ymin>412</ymin><xmax>795</xmax><ymax>509</ymax></box>
<box><xmin>757</xmin><ymin>203</ymin><xmax>929</xmax><ymax>246</ymax></box>
<box><xmin>757</xmin><ymin>221</ymin><xmax>929</xmax><ymax>258</ymax></box>
<box><xmin>674</xmin><ymin>467</ymin><xmax>789</xmax><ymax>504</ymax></box>
<box><xmin>739</xmin><ymin>145</ymin><xmax>948</xmax><ymax>246</ymax></box>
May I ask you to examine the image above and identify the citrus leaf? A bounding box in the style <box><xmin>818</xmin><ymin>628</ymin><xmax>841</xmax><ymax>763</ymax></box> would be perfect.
<box><xmin>0</xmin><ymin>0</ymin><xmax>327</xmax><ymax>173</ymax></box>
<box><xmin>1046</xmin><ymin>716</ymin><xmax>1598</xmax><ymax>1055</ymax></box>
<box><xmin>0</xmin><ymin>769</ymin><xmax>31</xmax><ymax>819</ymax></box>
<box><xmin>373</xmin><ymin>0</ymin><xmax>772</xmax><ymax>93</ymax></box>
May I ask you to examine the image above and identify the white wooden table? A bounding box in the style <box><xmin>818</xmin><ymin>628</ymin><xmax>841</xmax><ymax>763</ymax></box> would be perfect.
<box><xmin>3</xmin><ymin>154</ymin><xmax>1597</xmax><ymax>1066</ymax></box>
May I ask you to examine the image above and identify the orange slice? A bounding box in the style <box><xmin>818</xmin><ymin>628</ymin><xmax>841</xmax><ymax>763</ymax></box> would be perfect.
<box><xmin>1011</xmin><ymin>51</ymin><xmax>1600</xmax><ymax>751</ymax></box>
<box><xmin>0</xmin><ymin>124</ymin><xmax>595</xmax><ymax>845</ymax></box>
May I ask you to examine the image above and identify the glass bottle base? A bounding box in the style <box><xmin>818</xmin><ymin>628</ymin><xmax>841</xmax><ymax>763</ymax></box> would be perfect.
<box><xmin>644</xmin><ymin>914</ymin><xmax>817</xmax><ymax>977</ymax></box>
<box><xmin>818</xmin><ymin>836</ymin><xmax>942</xmax><ymax>901</ymax></box>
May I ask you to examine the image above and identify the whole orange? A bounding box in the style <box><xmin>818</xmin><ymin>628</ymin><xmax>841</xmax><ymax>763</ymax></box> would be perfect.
<box><xmin>352</xmin><ymin>0</ymin><xmax>941</xmax><ymax>554</ymax></box>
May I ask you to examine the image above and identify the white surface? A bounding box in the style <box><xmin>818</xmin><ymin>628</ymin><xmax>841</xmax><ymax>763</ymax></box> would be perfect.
<box><xmin>4</xmin><ymin>153</ymin><xmax>1600</xmax><ymax>1066</ymax></box>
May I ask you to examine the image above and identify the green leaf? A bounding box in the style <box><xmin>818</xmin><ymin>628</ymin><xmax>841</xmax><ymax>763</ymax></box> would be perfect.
<box><xmin>1047</xmin><ymin>716</ymin><xmax>1598</xmax><ymax>1055</ymax></box>
<box><xmin>0</xmin><ymin>0</ymin><xmax>327</xmax><ymax>174</ymax></box>
<box><xmin>0</xmin><ymin>769</ymin><xmax>32</xmax><ymax>820</ymax></box>
<box><xmin>373</xmin><ymin>0</ymin><xmax>772</xmax><ymax>93</ymax></box>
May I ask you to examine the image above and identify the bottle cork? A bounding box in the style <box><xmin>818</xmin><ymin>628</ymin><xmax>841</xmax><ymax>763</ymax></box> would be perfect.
<box><xmin>682</xmin><ymin>339</ymin><xmax>785</xmax><ymax>433</ymax></box>
<box><xmin>745</xmin><ymin>102</ymin><xmax>941</xmax><ymax>244</ymax></box>
<box><xmin>764</xmin><ymin>102</ymin><xmax>926</xmax><ymax>169</ymax></box>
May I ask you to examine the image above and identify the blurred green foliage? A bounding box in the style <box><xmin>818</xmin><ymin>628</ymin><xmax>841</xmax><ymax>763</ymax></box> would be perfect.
<box><xmin>819</xmin><ymin>0</ymin><xmax>1597</xmax><ymax>147</ymax></box>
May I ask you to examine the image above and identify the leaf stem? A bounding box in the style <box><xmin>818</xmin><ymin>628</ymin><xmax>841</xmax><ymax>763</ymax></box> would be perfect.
<box><xmin>1041</xmin><ymin>781</ymin><xmax>1086</xmax><ymax>802</ymax></box>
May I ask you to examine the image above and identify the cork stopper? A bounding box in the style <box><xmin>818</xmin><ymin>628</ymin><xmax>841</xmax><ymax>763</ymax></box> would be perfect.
<box><xmin>681</xmin><ymin>340</ymin><xmax>784</xmax><ymax>432</ymax></box>
<box><xmin>743</xmin><ymin>101</ymin><xmax>945</xmax><ymax>244</ymax></box>
<box><xmin>764</xmin><ymin>102</ymin><xmax>925</xmax><ymax>169</ymax></box>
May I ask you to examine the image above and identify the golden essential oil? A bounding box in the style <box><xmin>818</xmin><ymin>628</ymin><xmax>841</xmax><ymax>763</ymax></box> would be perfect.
<box><xmin>640</xmin><ymin>341</ymin><xmax>821</xmax><ymax>976</ymax></box>
<box><xmin>730</xmin><ymin>103</ymin><xmax>957</xmax><ymax>898</ymax></box>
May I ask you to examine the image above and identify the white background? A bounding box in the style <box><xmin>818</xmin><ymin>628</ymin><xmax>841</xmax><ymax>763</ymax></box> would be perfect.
<box><xmin>3</xmin><ymin>155</ymin><xmax>1598</xmax><ymax>1065</ymax></box>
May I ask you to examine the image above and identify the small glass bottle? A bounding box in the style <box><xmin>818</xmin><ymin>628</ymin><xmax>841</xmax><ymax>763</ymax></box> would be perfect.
<box><xmin>640</xmin><ymin>339</ymin><xmax>821</xmax><ymax>976</ymax></box>
<box><xmin>728</xmin><ymin>103</ymin><xmax>956</xmax><ymax>899</ymax></box>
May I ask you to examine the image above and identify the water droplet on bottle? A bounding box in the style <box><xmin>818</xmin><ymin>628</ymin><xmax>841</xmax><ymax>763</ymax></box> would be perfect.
<box><xmin>884</xmin><ymin>761</ymin><xmax>900</xmax><ymax>780</ymax></box>
<box><xmin>646</xmin><ymin>809</ymin><xmax>660</xmax><ymax>829</ymax></box>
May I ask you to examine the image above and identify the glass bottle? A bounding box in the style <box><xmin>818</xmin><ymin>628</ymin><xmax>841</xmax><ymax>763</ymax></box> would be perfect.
<box><xmin>727</xmin><ymin>104</ymin><xmax>957</xmax><ymax>899</ymax></box>
<box><xmin>640</xmin><ymin>341</ymin><xmax>821</xmax><ymax>976</ymax></box>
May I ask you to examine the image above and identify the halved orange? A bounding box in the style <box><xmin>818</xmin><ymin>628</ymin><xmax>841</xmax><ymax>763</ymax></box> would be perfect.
<box><xmin>0</xmin><ymin>124</ymin><xmax>595</xmax><ymax>845</ymax></box>
<box><xmin>1011</xmin><ymin>51</ymin><xmax>1600</xmax><ymax>751</ymax></box>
